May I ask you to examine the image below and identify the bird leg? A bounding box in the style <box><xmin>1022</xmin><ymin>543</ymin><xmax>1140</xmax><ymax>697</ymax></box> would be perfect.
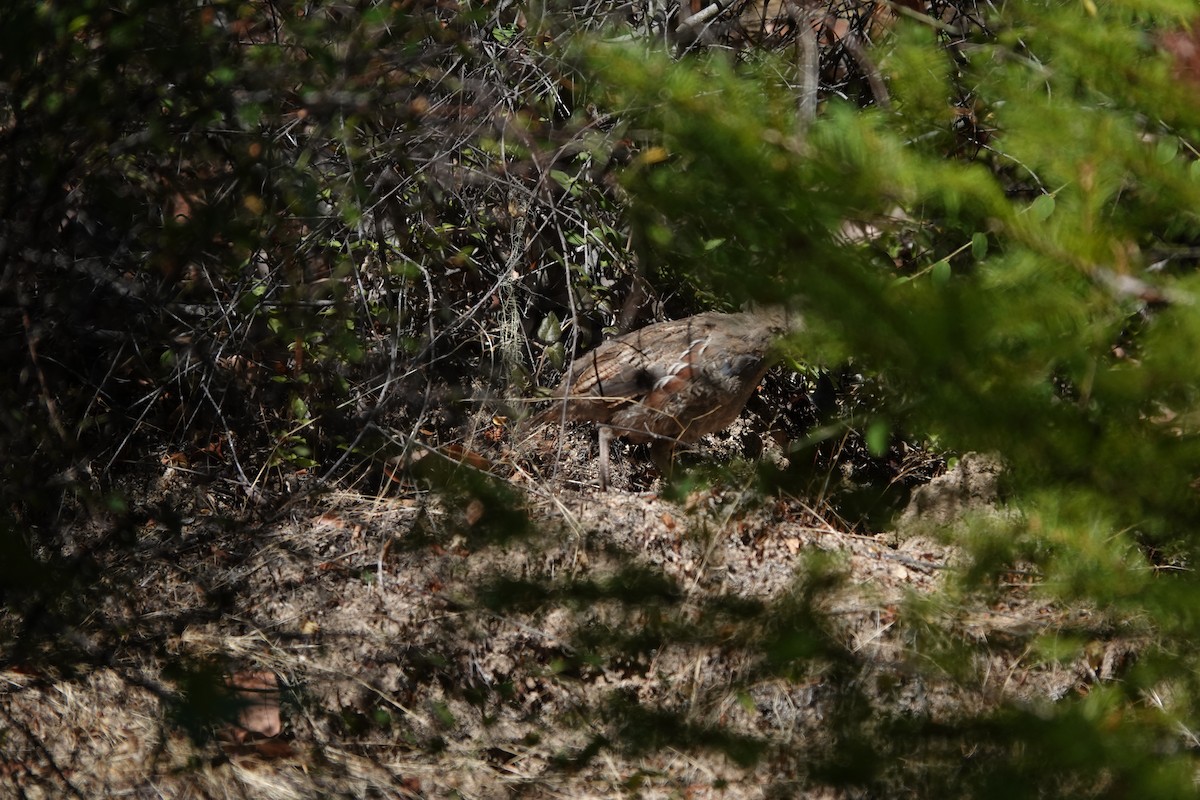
<box><xmin>598</xmin><ymin>424</ymin><xmax>612</xmax><ymax>491</ymax></box>
<box><xmin>650</xmin><ymin>437</ymin><xmax>678</xmax><ymax>484</ymax></box>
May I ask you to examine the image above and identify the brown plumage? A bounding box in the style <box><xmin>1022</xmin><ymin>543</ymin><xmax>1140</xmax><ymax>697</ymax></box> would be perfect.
<box><xmin>534</xmin><ymin>310</ymin><xmax>797</xmax><ymax>486</ymax></box>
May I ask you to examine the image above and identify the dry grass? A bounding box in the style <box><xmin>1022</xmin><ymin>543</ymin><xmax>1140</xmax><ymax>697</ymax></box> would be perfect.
<box><xmin>0</xmin><ymin>445</ymin><xmax>1131</xmax><ymax>798</ymax></box>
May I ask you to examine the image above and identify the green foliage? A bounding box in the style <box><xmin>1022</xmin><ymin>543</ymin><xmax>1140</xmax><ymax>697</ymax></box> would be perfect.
<box><xmin>574</xmin><ymin>0</ymin><xmax>1200</xmax><ymax>793</ymax></box>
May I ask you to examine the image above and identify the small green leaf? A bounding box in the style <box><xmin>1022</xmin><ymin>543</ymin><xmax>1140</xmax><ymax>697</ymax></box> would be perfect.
<box><xmin>866</xmin><ymin>419</ymin><xmax>889</xmax><ymax>457</ymax></box>
<box><xmin>550</xmin><ymin>170</ymin><xmax>577</xmax><ymax>195</ymax></box>
<box><xmin>208</xmin><ymin>66</ymin><xmax>236</xmax><ymax>85</ymax></box>
<box><xmin>544</xmin><ymin>341</ymin><xmax>565</xmax><ymax>370</ymax></box>
<box><xmin>648</xmin><ymin>223</ymin><xmax>673</xmax><ymax>246</ymax></box>
<box><xmin>291</xmin><ymin>395</ymin><xmax>310</xmax><ymax>420</ymax></box>
<box><xmin>537</xmin><ymin>312</ymin><xmax>562</xmax><ymax>344</ymax></box>
<box><xmin>1031</xmin><ymin>194</ymin><xmax>1055</xmax><ymax>221</ymax></box>
<box><xmin>971</xmin><ymin>232</ymin><xmax>988</xmax><ymax>259</ymax></box>
<box><xmin>931</xmin><ymin>260</ymin><xmax>951</xmax><ymax>285</ymax></box>
<box><xmin>1155</xmin><ymin>138</ymin><xmax>1178</xmax><ymax>165</ymax></box>
<box><xmin>493</xmin><ymin>24</ymin><xmax>519</xmax><ymax>44</ymax></box>
<box><xmin>432</xmin><ymin>701</ymin><xmax>457</xmax><ymax>727</ymax></box>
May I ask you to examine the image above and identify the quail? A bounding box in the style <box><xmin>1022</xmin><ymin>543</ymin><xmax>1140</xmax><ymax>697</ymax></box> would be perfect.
<box><xmin>535</xmin><ymin>309</ymin><xmax>797</xmax><ymax>488</ymax></box>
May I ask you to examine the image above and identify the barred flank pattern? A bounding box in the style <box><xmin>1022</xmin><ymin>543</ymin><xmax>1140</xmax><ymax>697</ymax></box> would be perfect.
<box><xmin>537</xmin><ymin>310</ymin><xmax>794</xmax><ymax>445</ymax></box>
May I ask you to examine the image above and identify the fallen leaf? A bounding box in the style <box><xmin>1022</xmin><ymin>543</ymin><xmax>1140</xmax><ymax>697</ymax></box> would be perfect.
<box><xmin>227</xmin><ymin>670</ymin><xmax>282</xmax><ymax>740</ymax></box>
<box><xmin>465</xmin><ymin>498</ymin><xmax>485</xmax><ymax>526</ymax></box>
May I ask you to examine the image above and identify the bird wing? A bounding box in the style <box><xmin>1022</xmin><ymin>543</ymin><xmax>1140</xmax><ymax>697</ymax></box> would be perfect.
<box><xmin>560</xmin><ymin>338</ymin><xmax>663</xmax><ymax>401</ymax></box>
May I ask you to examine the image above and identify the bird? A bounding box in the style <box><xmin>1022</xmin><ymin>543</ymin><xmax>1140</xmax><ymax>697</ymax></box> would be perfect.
<box><xmin>533</xmin><ymin>309</ymin><xmax>797</xmax><ymax>488</ymax></box>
